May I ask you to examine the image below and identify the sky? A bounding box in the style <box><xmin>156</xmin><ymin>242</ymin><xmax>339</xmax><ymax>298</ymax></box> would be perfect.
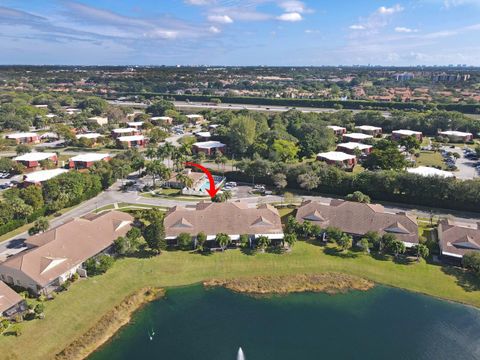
<box><xmin>0</xmin><ymin>0</ymin><xmax>479</xmax><ymax>66</ymax></box>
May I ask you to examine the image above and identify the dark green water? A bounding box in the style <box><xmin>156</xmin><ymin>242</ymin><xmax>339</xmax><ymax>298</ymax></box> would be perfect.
<box><xmin>89</xmin><ymin>285</ymin><xmax>480</xmax><ymax>360</ymax></box>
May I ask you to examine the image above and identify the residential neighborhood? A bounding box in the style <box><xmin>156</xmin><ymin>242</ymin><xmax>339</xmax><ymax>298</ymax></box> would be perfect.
<box><xmin>0</xmin><ymin>0</ymin><xmax>480</xmax><ymax>357</ymax></box>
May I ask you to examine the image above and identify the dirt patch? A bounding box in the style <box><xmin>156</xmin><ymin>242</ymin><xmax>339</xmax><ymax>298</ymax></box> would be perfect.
<box><xmin>204</xmin><ymin>273</ymin><xmax>374</xmax><ymax>295</ymax></box>
<box><xmin>56</xmin><ymin>287</ymin><xmax>164</xmax><ymax>360</ymax></box>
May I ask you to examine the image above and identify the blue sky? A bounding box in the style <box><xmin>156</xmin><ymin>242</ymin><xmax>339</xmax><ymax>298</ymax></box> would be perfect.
<box><xmin>1</xmin><ymin>0</ymin><xmax>479</xmax><ymax>65</ymax></box>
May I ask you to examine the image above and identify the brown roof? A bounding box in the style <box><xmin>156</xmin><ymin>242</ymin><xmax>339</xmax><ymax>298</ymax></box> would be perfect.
<box><xmin>438</xmin><ymin>219</ymin><xmax>480</xmax><ymax>258</ymax></box>
<box><xmin>0</xmin><ymin>281</ymin><xmax>23</xmax><ymax>314</ymax></box>
<box><xmin>0</xmin><ymin>211</ymin><xmax>133</xmax><ymax>287</ymax></box>
<box><xmin>167</xmin><ymin>171</ymin><xmax>205</xmax><ymax>184</ymax></box>
<box><xmin>295</xmin><ymin>200</ymin><xmax>418</xmax><ymax>245</ymax></box>
<box><xmin>164</xmin><ymin>201</ymin><xmax>283</xmax><ymax>238</ymax></box>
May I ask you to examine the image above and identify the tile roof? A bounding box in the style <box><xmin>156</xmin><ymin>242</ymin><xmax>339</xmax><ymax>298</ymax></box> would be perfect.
<box><xmin>0</xmin><ymin>281</ymin><xmax>23</xmax><ymax>314</ymax></box>
<box><xmin>164</xmin><ymin>201</ymin><xmax>283</xmax><ymax>238</ymax></box>
<box><xmin>295</xmin><ymin>200</ymin><xmax>418</xmax><ymax>246</ymax></box>
<box><xmin>438</xmin><ymin>219</ymin><xmax>480</xmax><ymax>258</ymax></box>
<box><xmin>0</xmin><ymin>211</ymin><xmax>133</xmax><ymax>287</ymax></box>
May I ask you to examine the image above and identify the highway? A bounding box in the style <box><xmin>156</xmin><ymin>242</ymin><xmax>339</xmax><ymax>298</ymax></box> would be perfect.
<box><xmin>107</xmin><ymin>99</ymin><xmax>391</xmax><ymax>116</ymax></box>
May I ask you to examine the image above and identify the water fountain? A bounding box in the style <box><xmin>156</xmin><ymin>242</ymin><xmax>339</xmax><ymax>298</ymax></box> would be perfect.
<box><xmin>237</xmin><ymin>347</ymin><xmax>245</xmax><ymax>360</ymax></box>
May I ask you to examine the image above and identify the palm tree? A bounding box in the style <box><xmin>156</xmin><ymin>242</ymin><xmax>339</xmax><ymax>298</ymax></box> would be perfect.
<box><xmin>145</xmin><ymin>146</ymin><xmax>158</xmax><ymax>160</ymax></box>
<box><xmin>222</xmin><ymin>190</ymin><xmax>232</xmax><ymax>201</ymax></box>
<box><xmin>176</xmin><ymin>172</ymin><xmax>194</xmax><ymax>189</ymax></box>
<box><xmin>283</xmin><ymin>233</ymin><xmax>297</xmax><ymax>250</ymax></box>
<box><xmin>216</xmin><ymin>233</ymin><xmax>230</xmax><ymax>251</ymax></box>
<box><xmin>256</xmin><ymin>236</ymin><xmax>271</xmax><ymax>252</ymax></box>
<box><xmin>146</xmin><ymin>160</ymin><xmax>169</xmax><ymax>187</ymax></box>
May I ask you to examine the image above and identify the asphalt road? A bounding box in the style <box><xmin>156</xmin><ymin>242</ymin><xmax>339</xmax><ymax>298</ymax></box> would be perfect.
<box><xmin>1</xmin><ymin>179</ymin><xmax>480</xmax><ymax>262</ymax></box>
<box><xmin>108</xmin><ymin>99</ymin><xmax>392</xmax><ymax>116</ymax></box>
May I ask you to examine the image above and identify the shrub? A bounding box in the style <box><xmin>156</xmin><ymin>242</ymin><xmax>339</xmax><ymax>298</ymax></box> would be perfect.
<box><xmin>177</xmin><ymin>232</ymin><xmax>193</xmax><ymax>250</ymax></box>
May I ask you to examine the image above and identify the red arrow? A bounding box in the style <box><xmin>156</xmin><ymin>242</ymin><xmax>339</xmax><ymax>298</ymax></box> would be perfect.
<box><xmin>184</xmin><ymin>162</ymin><xmax>221</xmax><ymax>199</ymax></box>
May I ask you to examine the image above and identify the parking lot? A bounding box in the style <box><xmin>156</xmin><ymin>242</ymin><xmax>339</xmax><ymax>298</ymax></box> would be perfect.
<box><xmin>441</xmin><ymin>146</ymin><xmax>479</xmax><ymax>180</ymax></box>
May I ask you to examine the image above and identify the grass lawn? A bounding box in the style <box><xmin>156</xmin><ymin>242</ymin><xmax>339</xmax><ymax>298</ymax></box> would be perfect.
<box><xmin>415</xmin><ymin>151</ymin><xmax>446</xmax><ymax>169</ymax></box>
<box><xmin>1</xmin><ymin>241</ymin><xmax>479</xmax><ymax>360</ymax></box>
<box><xmin>140</xmin><ymin>189</ymin><xmax>209</xmax><ymax>201</ymax></box>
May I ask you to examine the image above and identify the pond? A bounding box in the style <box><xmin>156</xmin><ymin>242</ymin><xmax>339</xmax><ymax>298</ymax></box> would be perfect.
<box><xmin>89</xmin><ymin>284</ymin><xmax>480</xmax><ymax>360</ymax></box>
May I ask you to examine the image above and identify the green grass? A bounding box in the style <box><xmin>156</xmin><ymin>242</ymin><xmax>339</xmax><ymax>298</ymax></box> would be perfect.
<box><xmin>140</xmin><ymin>189</ymin><xmax>209</xmax><ymax>201</ymax></box>
<box><xmin>0</xmin><ymin>205</ymin><xmax>79</xmax><ymax>243</ymax></box>
<box><xmin>158</xmin><ymin>188</ymin><xmax>182</xmax><ymax>196</ymax></box>
<box><xmin>1</xmin><ymin>241</ymin><xmax>479</xmax><ymax>360</ymax></box>
<box><xmin>415</xmin><ymin>151</ymin><xmax>446</xmax><ymax>169</ymax></box>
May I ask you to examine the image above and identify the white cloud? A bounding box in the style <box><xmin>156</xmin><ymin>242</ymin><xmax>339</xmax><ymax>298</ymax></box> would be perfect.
<box><xmin>349</xmin><ymin>4</ymin><xmax>404</xmax><ymax>33</ymax></box>
<box><xmin>207</xmin><ymin>14</ymin><xmax>233</xmax><ymax>23</ymax></box>
<box><xmin>377</xmin><ymin>4</ymin><xmax>404</xmax><ymax>15</ymax></box>
<box><xmin>209</xmin><ymin>25</ymin><xmax>221</xmax><ymax>33</ymax></box>
<box><xmin>349</xmin><ymin>24</ymin><xmax>366</xmax><ymax>30</ymax></box>
<box><xmin>395</xmin><ymin>26</ymin><xmax>418</xmax><ymax>33</ymax></box>
<box><xmin>276</xmin><ymin>12</ymin><xmax>303</xmax><ymax>21</ymax></box>
<box><xmin>279</xmin><ymin>1</ymin><xmax>308</xmax><ymax>13</ymax></box>
<box><xmin>305</xmin><ymin>29</ymin><xmax>320</xmax><ymax>34</ymax></box>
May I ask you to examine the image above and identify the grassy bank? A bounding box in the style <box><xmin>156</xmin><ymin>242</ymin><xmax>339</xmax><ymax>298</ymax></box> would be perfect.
<box><xmin>56</xmin><ymin>288</ymin><xmax>163</xmax><ymax>360</ymax></box>
<box><xmin>204</xmin><ymin>273</ymin><xmax>374</xmax><ymax>295</ymax></box>
<box><xmin>0</xmin><ymin>242</ymin><xmax>479</xmax><ymax>359</ymax></box>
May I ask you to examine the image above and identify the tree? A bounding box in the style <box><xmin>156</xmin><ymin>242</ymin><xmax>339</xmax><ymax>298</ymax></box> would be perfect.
<box><xmin>28</xmin><ymin>217</ymin><xmax>49</xmax><ymax>236</ymax></box>
<box><xmin>297</xmin><ymin>172</ymin><xmax>320</xmax><ymax>191</ymax></box>
<box><xmin>146</xmin><ymin>99</ymin><xmax>175</xmax><ymax>116</ymax></box>
<box><xmin>388</xmin><ymin>239</ymin><xmax>406</xmax><ymax>258</ymax></box>
<box><xmin>0</xmin><ymin>158</ymin><xmax>19</xmax><ymax>174</ymax></box>
<box><xmin>20</xmin><ymin>185</ymin><xmax>44</xmax><ymax>209</ymax></box>
<box><xmin>239</xmin><ymin>234</ymin><xmax>250</xmax><ymax>248</ymax></box>
<box><xmin>85</xmin><ymin>255</ymin><xmax>114</xmax><ymax>275</ymax></box>
<box><xmin>363</xmin><ymin>231</ymin><xmax>381</xmax><ymax>250</ymax></box>
<box><xmin>413</xmin><ymin>244</ymin><xmax>429</xmax><ymax>262</ymax></box>
<box><xmin>256</xmin><ymin>235</ymin><xmax>271</xmax><ymax>252</ymax></box>
<box><xmin>380</xmin><ymin>233</ymin><xmax>397</xmax><ymax>253</ymax></box>
<box><xmin>97</xmin><ymin>255</ymin><xmax>115</xmax><ymax>273</ymax></box>
<box><xmin>271</xmin><ymin>139</ymin><xmax>299</xmax><ymax>162</ymax></box>
<box><xmin>143</xmin><ymin>221</ymin><xmax>166</xmax><ymax>254</ymax></box>
<box><xmin>336</xmin><ymin>233</ymin><xmax>353</xmax><ymax>252</ymax></box>
<box><xmin>114</xmin><ymin>228</ymin><xmax>141</xmax><ymax>256</ymax></box>
<box><xmin>326</xmin><ymin>226</ymin><xmax>343</xmax><ymax>243</ymax></box>
<box><xmin>272</xmin><ymin>173</ymin><xmax>288</xmax><ymax>192</ymax></box>
<box><xmin>283</xmin><ymin>233</ymin><xmax>297</xmax><ymax>249</ymax></box>
<box><xmin>463</xmin><ymin>252</ymin><xmax>480</xmax><ymax>277</ymax></box>
<box><xmin>114</xmin><ymin>236</ymin><xmax>129</xmax><ymax>256</ymax></box>
<box><xmin>363</xmin><ymin>140</ymin><xmax>408</xmax><ymax>171</ymax></box>
<box><xmin>39</xmin><ymin>159</ymin><xmax>57</xmax><ymax>170</ymax></box>
<box><xmin>177</xmin><ymin>232</ymin><xmax>192</xmax><ymax>250</ymax></box>
<box><xmin>79</xmin><ymin>97</ymin><xmax>108</xmax><ymax>115</ymax></box>
<box><xmin>345</xmin><ymin>191</ymin><xmax>371</xmax><ymax>203</ymax></box>
<box><xmin>358</xmin><ymin>238</ymin><xmax>370</xmax><ymax>254</ymax></box>
<box><xmin>15</xmin><ymin>144</ymin><xmax>31</xmax><ymax>155</ymax></box>
<box><xmin>216</xmin><ymin>233</ymin><xmax>230</xmax><ymax>251</ymax></box>
<box><xmin>228</xmin><ymin>115</ymin><xmax>256</xmax><ymax>155</ymax></box>
<box><xmin>149</xmin><ymin>128</ymin><xmax>168</xmax><ymax>144</ymax></box>
<box><xmin>146</xmin><ymin>160</ymin><xmax>171</xmax><ymax>187</ymax></box>
<box><xmin>196</xmin><ymin>232</ymin><xmax>207</xmax><ymax>251</ymax></box>
<box><xmin>301</xmin><ymin>220</ymin><xmax>314</xmax><ymax>238</ymax></box>
<box><xmin>34</xmin><ymin>303</ymin><xmax>45</xmax><ymax>318</ymax></box>
<box><xmin>399</xmin><ymin>136</ymin><xmax>421</xmax><ymax>152</ymax></box>
<box><xmin>285</xmin><ymin>216</ymin><xmax>300</xmax><ymax>235</ymax></box>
